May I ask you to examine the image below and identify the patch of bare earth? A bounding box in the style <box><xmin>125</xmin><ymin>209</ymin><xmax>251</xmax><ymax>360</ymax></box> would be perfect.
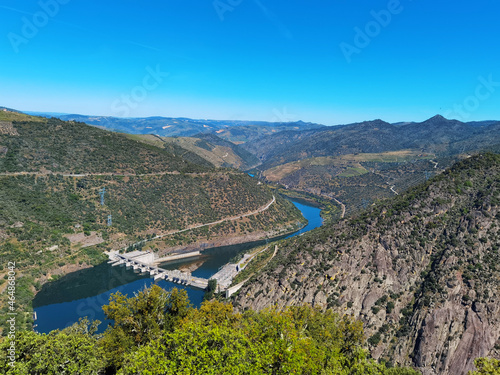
<box><xmin>0</xmin><ymin>122</ymin><xmax>19</xmax><ymax>136</ymax></box>
<box><xmin>65</xmin><ymin>231</ymin><xmax>104</xmax><ymax>248</ymax></box>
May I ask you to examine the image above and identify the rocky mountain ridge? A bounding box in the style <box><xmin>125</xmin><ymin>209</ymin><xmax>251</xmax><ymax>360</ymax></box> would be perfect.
<box><xmin>233</xmin><ymin>154</ymin><xmax>500</xmax><ymax>375</ymax></box>
<box><xmin>25</xmin><ymin>111</ymin><xmax>325</xmax><ymax>142</ymax></box>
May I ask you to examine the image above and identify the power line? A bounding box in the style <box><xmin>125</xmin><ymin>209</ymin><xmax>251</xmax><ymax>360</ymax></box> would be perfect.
<box><xmin>362</xmin><ymin>198</ymin><xmax>370</xmax><ymax>209</ymax></box>
<box><xmin>99</xmin><ymin>187</ymin><xmax>106</xmax><ymax>206</ymax></box>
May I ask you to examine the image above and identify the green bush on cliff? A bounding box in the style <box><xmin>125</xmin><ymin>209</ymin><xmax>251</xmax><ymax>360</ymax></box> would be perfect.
<box><xmin>469</xmin><ymin>358</ymin><xmax>500</xmax><ymax>375</ymax></box>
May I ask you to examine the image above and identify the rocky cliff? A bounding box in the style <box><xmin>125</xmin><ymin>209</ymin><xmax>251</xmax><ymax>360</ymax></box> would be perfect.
<box><xmin>233</xmin><ymin>153</ymin><xmax>500</xmax><ymax>375</ymax></box>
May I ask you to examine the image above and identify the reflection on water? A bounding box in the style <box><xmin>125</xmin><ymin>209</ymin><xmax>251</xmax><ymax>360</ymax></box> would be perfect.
<box><xmin>34</xmin><ymin>278</ymin><xmax>205</xmax><ymax>333</ymax></box>
<box><xmin>32</xmin><ymin>262</ymin><xmax>150</xmax><ymax>308</ymax></box>
<box><xmin>33</xmin><ymin>200</ymin><xmax>323</xmax><ymax>333</ymax></box>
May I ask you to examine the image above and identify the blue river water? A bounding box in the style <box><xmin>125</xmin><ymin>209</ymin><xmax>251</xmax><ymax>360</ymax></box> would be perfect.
<box><xmin>33</xmin><ymin>200</ymin><xmax>323</xmax><ymax>333</ymax></box>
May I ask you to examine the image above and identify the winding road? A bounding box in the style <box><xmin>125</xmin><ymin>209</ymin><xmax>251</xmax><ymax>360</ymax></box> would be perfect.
<box><xmin>152</xmin><ymin>195</ymin><xmax>276</xmax><ymax>240</ymax></box>
<box><xmin>116</xmin><ymin>195</ymin><xmax>277</xmax><ymax>252</ymax></box>
<box><xmin>332</xmin><ymin>198</ymin><xmax>346</xmax><ymax>219</ymax></box>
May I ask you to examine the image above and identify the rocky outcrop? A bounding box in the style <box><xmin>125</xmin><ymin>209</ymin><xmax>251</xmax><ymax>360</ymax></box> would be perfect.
<box><xmin>233</xmin><ymin>154</ymin><xmax>500</xmax><ymax>375</ymax></box>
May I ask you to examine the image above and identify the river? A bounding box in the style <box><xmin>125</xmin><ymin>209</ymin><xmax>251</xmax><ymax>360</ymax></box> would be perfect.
<box><xmin>32</xmin><ymin>200</ymin><xmax>323</xmax><ymax>333</ymax></box>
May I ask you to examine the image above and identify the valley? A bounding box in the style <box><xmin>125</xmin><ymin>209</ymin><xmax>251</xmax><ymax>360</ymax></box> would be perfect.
<box><xmin>31</xmin><ymin>198</ymin><xmax>323</xmax><ymax>334</ymax></box>
<box><xmin>1</xmin><ymin>109</ymin><xmax>500</xmax><ymax>374</ymax></box>
<box><xmin>3</xmin><ymin>2</ymin><xmax>500</xmax><ymax>372</ymax></box>
<box><xmin>0</xmin><ymin>112</ymin><xmax>304</xmax><ymax>332</ymax></box>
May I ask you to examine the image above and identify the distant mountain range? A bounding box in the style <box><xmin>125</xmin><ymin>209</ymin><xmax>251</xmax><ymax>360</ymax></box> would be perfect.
<box><xmin>23</xmin><ymin>110</ymin><xmax>499</xmax><ymax>150</ymax></box>
<box><xmin>23</xmin><ymin>111</ymin><xmax>325</xmax><ymax>143</ymax></box>
<box><xmin>243</xmin><ymin>115</ymin><xmax>500</xmax><ymax>169</ymax></box>
<box><xmin>227</xmin><ymin>115</ymin><xmax>498</xmax><ymax>215</ymax></box>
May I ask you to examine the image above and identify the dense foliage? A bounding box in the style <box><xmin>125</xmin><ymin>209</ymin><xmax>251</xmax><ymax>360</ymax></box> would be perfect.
<box><xmin>0</xmin><ymin>285</ymin><xmax>421</xmax><ymax>374</ymax></box>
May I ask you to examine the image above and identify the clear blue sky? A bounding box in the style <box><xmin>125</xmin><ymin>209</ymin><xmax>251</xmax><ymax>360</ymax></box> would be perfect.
<box><xmin>1</xmin><ymin>0</ymin><xmax>499</xmax><ymax>124</ymax></box>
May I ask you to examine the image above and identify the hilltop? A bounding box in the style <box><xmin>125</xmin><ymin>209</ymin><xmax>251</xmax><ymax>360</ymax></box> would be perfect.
<box><xmin>0</xmin><ymin>116</ymin><xmax>201</xmax><ymax>174</ymax></box>
<box><xmin>233</xmin><ymin>154</ymin><xmax>500</xmax><ymax>375</ymax></box>
<box><xmin>0</xmin><ymin>108</ymin><xmax>46</xmax><ymax>123</ymax></box>
<box><xmin>129</xmin><ymin>132</ymin><xmax>260</xmax><ymax>170</ymax></box>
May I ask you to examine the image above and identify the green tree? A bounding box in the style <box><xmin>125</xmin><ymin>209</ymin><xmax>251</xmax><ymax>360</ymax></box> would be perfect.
<box><xmin>0</xmin><ymin>318</ymin><xmax>103</xmax><ymax>374</ymax></box>
<box><xmin>164</xmin><ymin>287</ymin><xmax>192</xmax><ymax>329</ymax></box>
<box><xmin>0</xmin><ymin>286</ymin><xmax>422</xmax><ymax>374</ymax></box>
<box><xmin>100</xmin><ymin>285</ymin><xmax>191</xmax><ymax>370</ymax></box>
<box><xmin>203</xmin><ymin>278</ymin><xmax>218</xmax><ymax>301</ymax></box>
<box><xmin>119</xmin><ymin>299</ymin><xmax>419</xmax><ymax>375</ymax></box>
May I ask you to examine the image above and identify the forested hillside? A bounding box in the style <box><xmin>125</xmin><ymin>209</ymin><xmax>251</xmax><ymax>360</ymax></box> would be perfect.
<box><xmin>234</xmin><ymin>154</ymin><xmax>500</xmax><ymax>375</ymax></box>
<box><xmin>0</xmin><ymin>115</ymin><xmax>201</xmax><ymax>174</ymax></box>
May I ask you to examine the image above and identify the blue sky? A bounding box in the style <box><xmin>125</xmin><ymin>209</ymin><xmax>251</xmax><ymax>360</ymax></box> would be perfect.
<box><xmin>1</xmin><ymin>0</ymin><xmax>499</xmax><ymax>124</ymax></box>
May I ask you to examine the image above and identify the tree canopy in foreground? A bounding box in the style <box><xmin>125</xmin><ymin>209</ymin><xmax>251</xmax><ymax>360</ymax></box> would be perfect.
<box><xmin>1</xmin><ymin>285</ymin><xmax>493</xmax><ymax>374</ymax></box>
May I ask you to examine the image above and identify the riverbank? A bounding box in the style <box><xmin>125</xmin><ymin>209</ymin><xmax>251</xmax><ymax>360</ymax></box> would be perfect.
<box><xmin>150</xmin><ymin>222</ymin><xmax>303</xmax><ymax>258</ymax></box>
<box><xmin>269</xmin><ymin>186</ymin><xmax>343</xmax><ymax>223</ymax></box>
